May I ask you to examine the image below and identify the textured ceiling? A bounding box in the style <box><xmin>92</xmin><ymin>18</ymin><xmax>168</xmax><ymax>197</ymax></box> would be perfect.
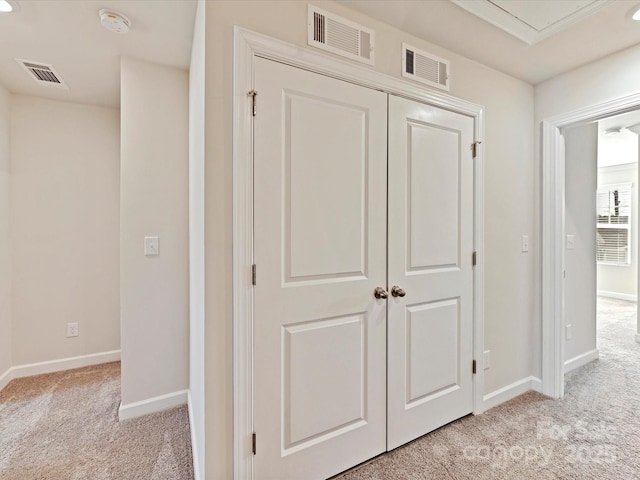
<box><xmin>3</xmin><ymin>1</ymin><xmax>640</xmax><ymax>108</ymax></box>
<box><xmin>338</xmin><ymin>0</ymin><xmax>640</xmax><ymax>85</ymax></box>
<box><xmin>0</xmin><ymin>0</ymin><xmax>197</xmax><ymax>108</ymax></box>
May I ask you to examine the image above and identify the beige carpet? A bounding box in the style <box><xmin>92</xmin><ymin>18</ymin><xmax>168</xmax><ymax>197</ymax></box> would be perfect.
<box><xmin>0</xmin><ymin>362</ymin><xmax>194</xmax><ymax>480</ymax></box>
<box><xmin>334</xmin><ymin>297</ymin><xmax>640</xmax><ymax>479</ymax></box>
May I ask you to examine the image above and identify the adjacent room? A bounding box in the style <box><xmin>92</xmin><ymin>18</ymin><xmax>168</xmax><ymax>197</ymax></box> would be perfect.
<box><xmin>0</xmin><ymin>0</ymin><xmax>195</xmax><ymax>478</ymax></box>
<box><xmin>2</xmin><ymin>1</ymin><xmax>640</xmax><ymax>479</ymax></box>
<box><xmin>596</xmin><ymin>113</ymin><xmax>640</xmax><ymax>378</ymax></box>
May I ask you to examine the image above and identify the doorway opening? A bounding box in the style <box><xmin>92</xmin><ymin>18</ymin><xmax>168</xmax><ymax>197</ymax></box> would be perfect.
<box><xmin>596</xmin><ymin>113</ymin><xmax>639</xmax><ymax>369</ymax></box>
<box><xmin>542</xmin><ymin>97</ymin><xmax>640</xmax><ymax>399</ymax></box>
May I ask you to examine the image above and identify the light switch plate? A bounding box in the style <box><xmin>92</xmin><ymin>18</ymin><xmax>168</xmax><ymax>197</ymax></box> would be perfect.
<box><xmin>566</xmin><ymin>234</ymin><xmax>575</xmax><ymax>250</ymax></box>
<box><xmin>521</xmin><ymin>235</ymin><xmax>529</xmax><ymax>253</ymax></box>
<box><xmin>144</xmin><ymin>236</ymin><xmax>159</xmax><ymax>256</ymax></box>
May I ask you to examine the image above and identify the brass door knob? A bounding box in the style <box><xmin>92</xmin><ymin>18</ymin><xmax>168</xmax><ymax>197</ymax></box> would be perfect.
<box><xmin>391</xmin><ymin>286</ymin><xmax>406</xmax><ymax>298</ymax></box>
<box><xmin>374</xmin><ymin>287</ymin><xmax>389</xmax><ymax>299</ymax></box>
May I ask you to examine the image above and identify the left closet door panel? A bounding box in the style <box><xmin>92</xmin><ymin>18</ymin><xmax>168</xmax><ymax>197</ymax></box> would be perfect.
<box><xmin>253</xmin><ymin>57</ymin><xmax>388</xmax><ymax>480</ymax></box>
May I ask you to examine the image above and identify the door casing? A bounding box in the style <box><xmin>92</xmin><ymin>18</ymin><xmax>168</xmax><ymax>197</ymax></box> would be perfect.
<box><xmin>232</xmin><ymin>26</ymin><xmax>486</xmax><ymax>480</ymax></box>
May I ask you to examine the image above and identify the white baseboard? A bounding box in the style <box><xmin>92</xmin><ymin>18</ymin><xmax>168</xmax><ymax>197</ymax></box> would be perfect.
<box><xmin>597</xmin><ymin>290</ymin><xmax>637</xmax><ymax>302</ymax></box>
<box><xmin>483</xmin><ymin>376</ymin><xmax>542</xmax><ymax>411</ymax></box>
<box><xmin>0</xmin><ymin>367</ymin><xmax>13</xmax><ymax>392</ymax></box>
<box><xmin>0</xmin><ymin>350</ymin><xmax>121</xmax><ymax>392</ymax></box>
<box><xmin>188</xmin><ymin>391</ymin><xmax>202</xmax><ymax>480</ymax></box>
<box><xmin>530</xmin><ymin>376</ymin><xmax>543</xmax><ymax>393</ymax></box>
<box><xmin>119</xmin><ymin>389</ymin><xmax>188</xmax><ymax>421</ymax></box>
<box><xmin>564</xmin><ymin>349</ymin><xmax>599</xmax><ymax>373</ymax></box>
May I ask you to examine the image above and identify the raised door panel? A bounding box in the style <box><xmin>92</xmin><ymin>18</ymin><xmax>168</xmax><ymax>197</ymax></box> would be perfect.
<box><xmin>407</xmin><ymin>121</ymin><xmax>460</xmax><ymax>271</ymax></box>
<box><xmin>286</xmin><ymin>92</ymin><xmax>367</xmax><ymax>282</ymax></box>
<box><xmin>406</xmin><ymin>300</ymin><xmax>460</xmax><ymax>406</ymax></box>
<box><xmin>283</xmin><ymin>313</ymin><xmax>367</xmax><ymax>452</ymax></box>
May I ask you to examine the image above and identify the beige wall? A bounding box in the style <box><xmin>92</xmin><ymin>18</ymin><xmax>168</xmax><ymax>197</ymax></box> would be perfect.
<box><xmin>10</xmin><ymin>95</ymin><xmax>120</xmax><ymax>366</ymax></box>
<box><xmin>535</xmin><ymin>42</ymin><xmax>640</xmax><ymax>373</ymax></box>
<box><xmin>564</xmin><ymin>123</ymin><xmax>598</xmax><ymax>362</ymax></box>
<box><xmin>536</xmin><ymin>44</ymin><xmax>640</xmax><ymax>122</ymax></box>
<box><xmin>120</xmin><ymin>58</ymin><xmax>189</xmax><ymax>407</ymax></box>
<box><xmin>0</xmin><ymin>84</ymin><xmax>10</xmax><ymax>378</ymax></box>
<box><xmin>203</xmin><ymin>1</ymin><xmax>536</xmax><ymax>476</ymax></box>
<box><xmin>189</xmin><ymin>0</ymin><xmax>206</xmax><ymax>477</ymax></box>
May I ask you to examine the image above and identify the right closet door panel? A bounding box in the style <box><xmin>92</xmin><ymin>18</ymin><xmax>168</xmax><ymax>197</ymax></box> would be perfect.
<box><xmin>387</xmin><ymin>95</ymin><xmax>475</xmax><ymax>450</ymax></box>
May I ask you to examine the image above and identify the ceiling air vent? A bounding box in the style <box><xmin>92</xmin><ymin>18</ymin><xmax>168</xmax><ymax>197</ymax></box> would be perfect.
<box><xmin>16</xmin><ymin>59</ymin><xmax>67</xmax><ymax>89</ymax></box>
<box><xmin>308</xmin><ymin>5</ymin><xmax>374</xmax><ymax>66</ymax></box>
<box><xmin>402</xmin><ymin>44</ymin><xmax>450</xmax><ymax>91</ymax></box>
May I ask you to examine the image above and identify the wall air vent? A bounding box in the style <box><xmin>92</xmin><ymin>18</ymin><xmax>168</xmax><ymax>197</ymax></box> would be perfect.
<box><xmin>402</xmin><ymin>44</ymin><xmax>450</xmax><ymax>91</ymax></box>
<box><xmin>308</xmin><ymin>5</ymin><xmax>374</xmax><ymax>66</ymax></box>
<box><xmin>16</xmin><ymin>59</ymin><xmax>68</xmax><ymax>89</ymax></box>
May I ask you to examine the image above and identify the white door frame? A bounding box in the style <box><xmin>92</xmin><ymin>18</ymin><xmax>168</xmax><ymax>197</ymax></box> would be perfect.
<box><xmin>232</xmin><ymin>26</ymin><xmax>485</xmax><ymax>480</ymax></box>
<box><xmin>541</xmin><ymin>91</ymin><xmax>640</xmax><ymax>399</ymax></box>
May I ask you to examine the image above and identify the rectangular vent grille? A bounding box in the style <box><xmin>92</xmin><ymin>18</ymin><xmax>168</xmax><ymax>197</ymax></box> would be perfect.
<box><xmin>308</xmin><ymin>5</ymin><xmax>374</xmax><ymax>65</ymax></box>
<box><xmin>16</xmin><ymin>59</ymin><xmax>68</xmax><ymax>89</ymax></box>
<box><xmin>402</xmin><ymin>44</ymin><xmax>450</xmax><ymax>91</ymax></box>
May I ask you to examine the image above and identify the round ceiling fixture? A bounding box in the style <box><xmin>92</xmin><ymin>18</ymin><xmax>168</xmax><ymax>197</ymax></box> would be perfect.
<box><xmin>0</xmin><ymin>0</ymin><xmax>14</xmax><ymax>13</ymax></box>
<box><xmin>99</xmin><ymin>9</ymin><xmax>131</xmax><ymax>34</ymax></box>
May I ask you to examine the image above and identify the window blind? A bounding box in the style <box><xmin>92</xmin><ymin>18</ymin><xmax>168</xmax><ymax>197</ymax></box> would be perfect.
<box><xmin>596</xmin><ymin>183</ymin><xmax>631</xmax><ymax>265</ymax></box>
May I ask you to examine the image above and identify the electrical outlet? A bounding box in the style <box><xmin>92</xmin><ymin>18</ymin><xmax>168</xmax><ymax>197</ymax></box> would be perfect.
<box><xmin>483</xmin><ymin>350</ymin><xmax>491</xmax><ymax>370</ymax></box>
<box><xmin>67</xmin><ymin>323</ymin><xmax>79</xmax><ymax>338</ymax></box>
<box><xmin>566</xmin><ymin>324</ymin><xmax>572</xmax><ymax>341</ymax></box>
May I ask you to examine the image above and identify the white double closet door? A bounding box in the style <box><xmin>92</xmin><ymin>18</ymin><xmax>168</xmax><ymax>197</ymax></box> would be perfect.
<box><xmin>253</xmin><ymin>57</ymin><xmax>474</xmax><ymax>480</ymax></box>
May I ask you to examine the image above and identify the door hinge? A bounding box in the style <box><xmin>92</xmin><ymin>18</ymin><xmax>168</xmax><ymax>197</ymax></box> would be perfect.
<box><xmin>248</xmin><ymin>90</ymin><xmax>257</xmax><ymax>116</ymax></box>
<box><xmin>471</xmin><ymin>141</ymin><xmax>482</xmax><ymax>158</ymax></box>
<box><xmin>252</xmin><ymin>264</ymin><xmax>257</xmax><ymax>286</ymax></box>
<box><xmin>252</xmin><ymin>432</ymin><xmax>257</xmax><ymax>455</ymax></box>
<box><xmin>472</xmin><ymin>251</ymin><xmax>477</xmax><ymax>267</ymax></box>
<box><xmin>472</xmin><ymin>360</ymin><xmax>477</xmax><ymax>374</ymax></box>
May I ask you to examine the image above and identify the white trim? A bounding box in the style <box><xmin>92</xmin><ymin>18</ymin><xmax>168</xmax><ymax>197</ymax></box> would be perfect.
<box><xmin>482</xmin><ymin>376</ymin><xmax>542</xmax><ymax>411</ymax></box>
<box><xmin>118</xmin><ymin>389</ymin><xmax>188</xmax><ymax>421</ymax></box>
<box><xmin>542</xmin><ymin>90</ymin><xmax>640</xmax><ymax>400</ymax></box>
<box><xmin>233</xmin><ymin>26</ymin><xmax>485</xmax><ymax>480</ymax></box>
<box><xmin>597</xmin><ymin>290</ymin><xmax>637</xmax><ymax>302</ymax></box>
<box><xmin>635</xmin><ymin>334</ymin><xmax>640</xmax><ymax>344</ymax></box>
<box><xmin>564</xmin><ymin>349</ymin><xmax>599</xmax><ymax>373</ymax></box>
<box><xmin>0</xmin><ymin>350</ymin><xmax>121</xmax><ymax>392</ymax></box>
<box><xmin>233</xmin><ymin>26</ymin><xmax>256</xmax><ymax>480</ymax></box>
<box><xmin>598</xmin><ymin>162</ymin><xmax>638</xmax><ymax>174</ymax></box>
<box><xmin>188</xmin><ymin>391</ymin><xmax>202</xmax><ymax>480</ymax></box>
<box><xmin>542</xmin><ymin>120</ymin><xmax>565</xmax><ymax>399</ymax></box>
<box><xmin>473</xmin><ymin>104</ymin><xmax>486</xmax><ymax>416</ymax></box>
